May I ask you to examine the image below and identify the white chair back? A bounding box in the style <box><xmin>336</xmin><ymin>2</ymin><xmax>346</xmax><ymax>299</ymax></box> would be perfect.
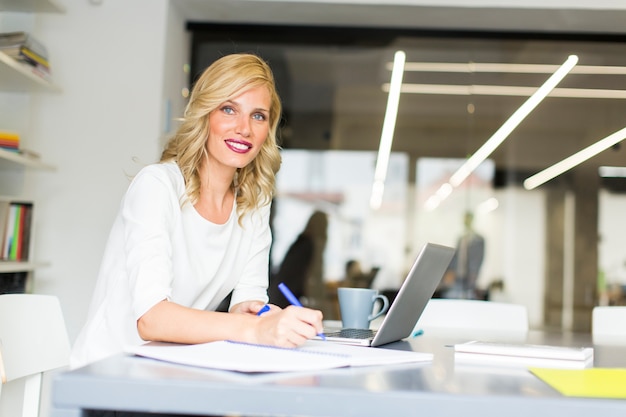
<box><xmin>414</xmin><ymin>298</ymin><xmax>529</xmax><ymax>340</ymax></box>
<box><xmin>592</xmin><ymin>306</ymin><xmax>626</xmax><ymax>345</ymax></box>
<box><xmin>0</xmin><ymin>294</ymin><xmax>71</xmax><ymax>417</ymax></box>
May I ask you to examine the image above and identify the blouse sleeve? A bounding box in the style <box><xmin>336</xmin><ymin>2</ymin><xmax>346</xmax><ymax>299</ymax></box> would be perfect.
<box><xmin>121</xmin><ymin>165</ymin><xmax>181</xmax><ymax>319</ymax></box>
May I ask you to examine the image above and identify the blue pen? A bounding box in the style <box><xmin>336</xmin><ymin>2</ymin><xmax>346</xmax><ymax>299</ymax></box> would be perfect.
<box><xmin>256</xmin><ymin>304</ymin><xmax>271</xmax><ymax>316</ymax></box>
<box><xmin>278</xmin><ymin>282</ymin><xmax>326</xmax><ymax>340</ymax></box>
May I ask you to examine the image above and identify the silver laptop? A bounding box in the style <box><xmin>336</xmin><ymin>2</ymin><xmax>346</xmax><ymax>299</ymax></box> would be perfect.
<box><xmin>322</xmin><ymin>242</ymin><xmax>455</xmax><ymax>347</ymax></box>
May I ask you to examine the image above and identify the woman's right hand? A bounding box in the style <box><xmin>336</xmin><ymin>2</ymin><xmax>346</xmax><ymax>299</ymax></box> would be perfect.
<box><xmin>253</xmin><ymin>305</ymin><xmax>324</xmax><ymax>348</ymax></box>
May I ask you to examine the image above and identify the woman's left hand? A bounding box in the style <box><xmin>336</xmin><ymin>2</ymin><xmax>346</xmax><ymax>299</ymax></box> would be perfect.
<box><xmin>230</xmin><ymin>300</ymin><xmax>279</xmax><ymax>315</ymax></box>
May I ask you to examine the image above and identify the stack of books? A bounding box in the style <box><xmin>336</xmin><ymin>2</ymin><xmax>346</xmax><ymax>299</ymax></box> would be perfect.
<box><xmin>0</xmin><ymin>131</ymin><xmax>19</xmax><ymax>152</ymax></box>
<box><xmin>0</xmin><ymin>201</ymin><xmax>34</xmax><ymax>262</ymax></box>
<box><xmin>0</xmin><ymin>31</ymin><xmax>51</xmax><ymax>80</ymax></box>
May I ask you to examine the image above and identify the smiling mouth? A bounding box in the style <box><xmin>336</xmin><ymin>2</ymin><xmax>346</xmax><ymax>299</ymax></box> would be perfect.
<box><xmin>225</xmin><ymin>139</ymin><xmax>252</xmax><ymax>153</ymax></box>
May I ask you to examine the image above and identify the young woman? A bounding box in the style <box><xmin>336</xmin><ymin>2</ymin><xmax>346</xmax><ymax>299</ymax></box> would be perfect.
<box><xmin>71</xmin><ymin>53</ymin><xmax>324</xmax><ymax>369</ymax></box>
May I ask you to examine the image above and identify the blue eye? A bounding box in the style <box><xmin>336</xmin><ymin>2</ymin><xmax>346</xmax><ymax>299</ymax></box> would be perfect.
<box><xmin>253</xmin><ymin>113</ymin><xmax>267</xmax><ymax>121</ymax></box>
<box><xmin>222</xmin><ymin>106</ymin><xmax>235</xmax><ymax>114</ymax></box>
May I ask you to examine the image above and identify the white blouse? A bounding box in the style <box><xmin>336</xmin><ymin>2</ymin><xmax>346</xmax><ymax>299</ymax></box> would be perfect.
<box><xmin>70</xmin><ymin>161</ymin><xmax>271</xmax><ymax>368</ymax></box>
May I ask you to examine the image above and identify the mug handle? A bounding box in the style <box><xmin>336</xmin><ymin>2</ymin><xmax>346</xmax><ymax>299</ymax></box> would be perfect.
<box><xmin>368</xmin><ymin>294</ymin><xmax>390</xmax><ymax>321</ymax></box>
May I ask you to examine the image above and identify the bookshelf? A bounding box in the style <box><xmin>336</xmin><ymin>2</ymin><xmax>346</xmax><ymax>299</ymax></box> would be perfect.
<box><xmin>0</xmin><ymin>197</ymin><xmax>39</xmax><ymax>293</ymax></box>
<box><xmin>0</xmin><ymin>0</ymin><xmax>63</xmax><ymax>293</ymax></box>
<box><xmin>0</xmin><ymin>146</ymin><xmax>55</xmax><ymax>170</ymax></box>
<box><xmin>0</xmin><ymin>49</ymin><xmax>61</xmax><ymax>92</ymax></box>
<box><xmin>0</xmin><ymin>260</ymin><xmax>49</xmax><ymax>273</ymax></box>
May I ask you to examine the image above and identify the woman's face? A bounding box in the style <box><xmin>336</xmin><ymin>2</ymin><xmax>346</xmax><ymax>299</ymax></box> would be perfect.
<box><xmin>206</xmin><ymin>85</ymin><xmax>272</xmax><ymax>171</ymax></box>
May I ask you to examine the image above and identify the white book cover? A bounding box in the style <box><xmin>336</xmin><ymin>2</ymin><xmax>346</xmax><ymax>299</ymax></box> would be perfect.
<box><xmin>454</xmin><ymin>341</ymin><xmax>593</xmax><ymax>361</ymax></box>
<box><xmin>455</xmin><ymin>352</ymin><xmax>594</xmax><ymax>369</ymax></box>
<box><xmin>453</xmin><ymin>341</ymin><xmax>593</xmax><ymax>369</ymax></box>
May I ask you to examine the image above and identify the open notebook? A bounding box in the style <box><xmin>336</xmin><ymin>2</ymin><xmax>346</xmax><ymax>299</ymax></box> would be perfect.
<box><xmin>127</xmin><ymin>339</ymin><xmax>433</xmax><ymax>373</ymax></box>
<box><xmin>323</xmin><ymin>242</ymin><xmax>455</xmax><ymax>347</ymax></box>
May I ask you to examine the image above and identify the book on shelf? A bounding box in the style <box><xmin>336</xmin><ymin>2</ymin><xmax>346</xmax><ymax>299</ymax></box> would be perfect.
<box><xmin>0</xmin><ymin>202</ymin><xmax>34</xmax><ymax>262</ymax></box>
<box><xmin>454</xmin><ymin>340</ymin><xmax>594</xmax><ymax>369</ymax></box>
<box><xmin>0</xmin><ymin>131</ymin><xmax>20</xmax><ymax>151</ymax></box>
<box><xmin>16</xmin><ymin>46</ymin><xmax>49</xmax><ymax>68</ymax></box>
<box><xmin>0</xmin><ymin>31</ymin><xmax>49</xmax><ymax>60</ymax></box>
<box><xmin>3</xmin><ymin>46</ymin><xmax>51</xmax><ymax>74</ymax></box>
<box><xmin>10</xmin><ymin>48</ymin><xmax>51</xmax><ymax>76</ymax></box>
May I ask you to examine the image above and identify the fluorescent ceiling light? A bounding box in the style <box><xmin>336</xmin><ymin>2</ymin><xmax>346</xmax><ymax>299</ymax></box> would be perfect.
<box><xmin>449</xmin><ymin>55</ymin><xmax>579</xmax><ymax>188</ymax></box>
<box><xmin>423</xmin><ymin>182</ymin><xmax>453</xmax><ymax>211</ymax></box>
<box><xmin>391</xmin><ymin>62</ymin><xmax>626</xmax><ymax>75</ymax></box>
<box><xmin>476</xmin><ymin>197</ymin><xmax>499</xmax><ymax>214</ymax></box>
<box><xmin>599</xmin><ymin>166</ymin><xmax>626</xmax><ymax>178</ymax></box>
<box><xmin>381</xmin><ymin>84</ymin><xmax>626</xmax><ymax>100</ymax></box>
<box><xmin>370</xmin><ymin>50</ymin><xmax>405</xmax><ymax>210</ymax></box>
<box><xmin>523</xmin><ymin>126</ymin><xmax>626</xmax><ymax>190</ymax></box>
<box><xmin>383</xmin><ymin>59</ymin><xmax>626</xmax><ymax>100</ymax></box>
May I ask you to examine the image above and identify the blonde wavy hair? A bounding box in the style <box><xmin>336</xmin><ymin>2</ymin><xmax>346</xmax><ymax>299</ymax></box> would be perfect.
<box><xmin>160</xmin><ymin>53</ymin><xmax>282</xmax><ymax>223</ymax></box>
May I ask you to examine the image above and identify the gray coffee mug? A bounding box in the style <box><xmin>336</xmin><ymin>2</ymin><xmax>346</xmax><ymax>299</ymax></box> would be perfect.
<box><xmin>337</xmin><ymin>287</ymin><xmax>390</xmax><ymax>329</ymax></box>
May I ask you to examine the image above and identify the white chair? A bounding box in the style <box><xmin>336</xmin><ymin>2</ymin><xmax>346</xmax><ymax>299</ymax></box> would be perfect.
<box><xmin>0</xmin><ymin>294</ymin><xmax>71</xmax><ymax>417</ymax></box>
<box><xmin>592</xmin><ymin>306</ymin><xmax>626</xmax><ymax>345</ymax></box>
<box><xmin>414</xmin><ymin>298</ymin><xmax>529</xmax><ymax>340</ymax></box>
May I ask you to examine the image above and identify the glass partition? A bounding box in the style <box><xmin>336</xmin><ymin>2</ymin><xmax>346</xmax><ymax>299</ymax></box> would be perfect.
<box><xmin>190</xmin><ymin>25</ymin><xmax>626</xmax><ymax>327</ymax></box>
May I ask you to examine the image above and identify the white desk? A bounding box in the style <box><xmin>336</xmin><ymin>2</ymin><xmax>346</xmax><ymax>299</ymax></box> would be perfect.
<box><xmin>51</xmin><ymin>331</ymin><xmax>626</xmax><ymax>417</ymax></box>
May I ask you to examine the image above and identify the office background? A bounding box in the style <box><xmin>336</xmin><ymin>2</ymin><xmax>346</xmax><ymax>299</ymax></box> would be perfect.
<box><xmin>8</xmin><ymin>0</ymin><xmax>626</xmax><ymax>342</ymax></box>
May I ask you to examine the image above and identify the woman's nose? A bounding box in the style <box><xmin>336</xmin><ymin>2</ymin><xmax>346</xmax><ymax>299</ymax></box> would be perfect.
<box><xmin>236</xmin><ymin>116</ymin><xmax>251</xmax><ymax>137</ymax></box>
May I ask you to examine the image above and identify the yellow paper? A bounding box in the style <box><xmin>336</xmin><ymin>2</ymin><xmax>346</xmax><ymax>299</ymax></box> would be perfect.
<box><xmin>530</xmin><ymin>367</ymin><xmax>626</xmax><ymax>399</ymax></box>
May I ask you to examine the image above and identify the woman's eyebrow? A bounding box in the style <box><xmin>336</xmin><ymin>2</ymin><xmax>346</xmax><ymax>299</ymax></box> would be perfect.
<box><xmin>225</xmin><ymin>98</ymin><xmax>269</xmax><ymax>113</ymax></box>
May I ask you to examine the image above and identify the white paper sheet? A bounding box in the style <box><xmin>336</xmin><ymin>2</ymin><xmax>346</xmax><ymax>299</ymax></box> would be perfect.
<box><xmin>127</xmin><ymin>340</ymin><xmax>432</xmax><ymax>373</ymax></box>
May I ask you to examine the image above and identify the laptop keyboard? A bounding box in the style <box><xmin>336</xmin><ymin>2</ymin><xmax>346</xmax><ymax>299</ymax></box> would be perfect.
<box><xmin>325</xmin><ymin>328</ymin><xmax>376</xmax><ymax>339</ymax></box>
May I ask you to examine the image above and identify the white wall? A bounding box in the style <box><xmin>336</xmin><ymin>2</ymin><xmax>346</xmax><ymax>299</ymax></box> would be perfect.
<box><xmin>29</xmin><ymin>0</ymin><xmax>176</xmax><ymax>342</ymax></box>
